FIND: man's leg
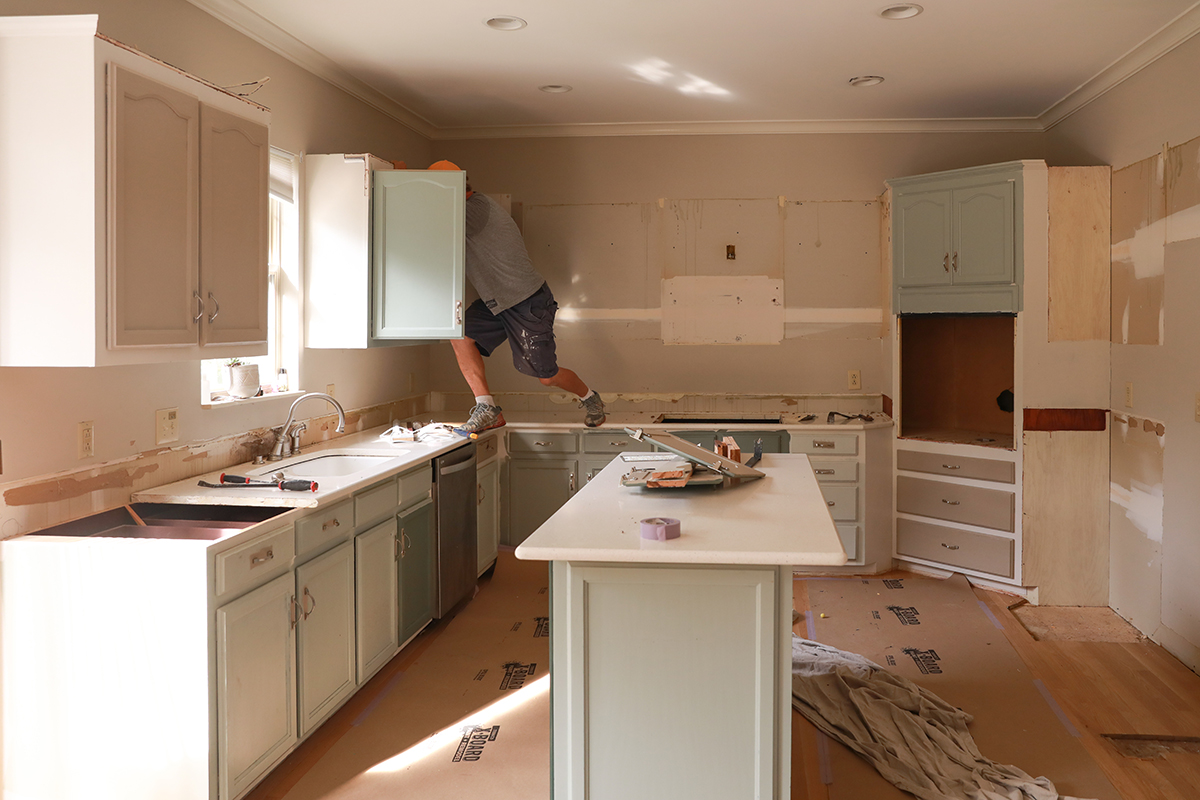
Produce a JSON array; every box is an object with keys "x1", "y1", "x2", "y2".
[
  {"x1": 451, "y1": 337, "x2": 492, "y2": 397},
  {"x1": 538, "y1": 367, "x2": 588, "y2": 397}
]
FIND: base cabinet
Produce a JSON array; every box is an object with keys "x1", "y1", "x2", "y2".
[
  {"x1": 355, "y1": 517, "x2": 401, "y2": 682},
  {"x1": 295, "y1": 541, "x2": 357, "y2": 735},
  {"x1": 399, "y1": 498, "x2": 436, "y2": 644},
  {"x1": 477, "y1": 458, "x2": 501, "y2": 575}
]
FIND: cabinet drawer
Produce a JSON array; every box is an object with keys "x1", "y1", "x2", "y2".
[
  {"x1": 215, "y1": 524, "x2": 295, "y2": 600},
  {"x1": 792, "y1": 433, "x2": 858, "y2": 456},
  {"x1": 355, "y1": 479, "x2": 399, "y2": 528},
  {"x1": 398, "y1": 463, "x2": 432, "y2": 511},
  {"x1": 897, "y1": 449, "x2": 1015, "y2": 484},
  {"x1": 475, "y1": 432, "x2": 500, "y2": 463},
  {"x1": 896, "y1": 517, "x2": 1014, "y2": 578},
  {"x1": 723, "y1": 430, "x2": 788, "y2": 454},
  {"x1": 581, "y1": 431, "x2": 653, "y2": 454},
  {"x1": 296, "y1": 499, "x2": 354, "y2": 557},
  {"x1": 836, "y1": 524, "x2": 859, "y2": 561},
  {"x1": 809, "y1": 460, "x2": 858, "y2": 482},
  {"x1": 819, "y1": 485, "x2": 858, "y2": 521},
  {"x1": 896, "y1": 476, "x2": 1014, "y2": 532},
  {"x1": 509, "y1": 431, "x2": 578, "y2": 455}
]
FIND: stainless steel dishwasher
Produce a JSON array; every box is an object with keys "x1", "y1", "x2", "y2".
[{"x1": 432, "y1": 441, "x2": 478, "y2": 617}]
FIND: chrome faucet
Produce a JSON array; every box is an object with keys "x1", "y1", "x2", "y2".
[{"x1": 268, "y1": 392, "x2": 346, "y2": 461}]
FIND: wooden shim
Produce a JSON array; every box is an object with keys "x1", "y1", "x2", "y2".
[
  {"x1": 1048, "y1": 166, "x2": 1111, "y2": 342},
  {"x1": 1023, "y1": 408, "x2": 1108, "y2": 432},
  {"x1": 1021, "y1": 430, "x2": 1110, "y2": 606}
]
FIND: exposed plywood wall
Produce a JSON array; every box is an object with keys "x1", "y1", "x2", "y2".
[
  {"x1": 1109, "y1": 414, "x2": 1164, "y2": 636},
  {"x1": 1111, "y1": 155, "x2": 1166, "y2": 345},
  {"x1": 1048, "y1": 167, "x2": 1111, "y2": 342},
  {"x1": 1022, "y1": 429, "x2": 1110, "y2": 606}
]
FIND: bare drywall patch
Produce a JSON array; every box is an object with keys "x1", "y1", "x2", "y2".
[
  {"x1": 1109, "y1": 413, "x2": 1165, "y2": 636},
  {"x1": 1111, "y1": 154, "x2": 1166, "y2": 345},
  {"x1": 661, "y1": 276, "x2": 783, "y2": 344}
]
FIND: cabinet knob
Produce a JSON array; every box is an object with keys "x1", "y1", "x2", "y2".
[{"x1": 827, "y1": 500, "x2": 836, "y2": 507}]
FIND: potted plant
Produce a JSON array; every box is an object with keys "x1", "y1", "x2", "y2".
[{"x1": 226, "y1": 358, "x2": 260, "y2": 398}]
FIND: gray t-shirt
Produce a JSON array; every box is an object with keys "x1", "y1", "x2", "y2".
[{"x1": 464, "y1": 193, "x2": 546, "y2": 313}]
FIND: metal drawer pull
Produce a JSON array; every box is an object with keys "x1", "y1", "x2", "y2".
[
  {"x1": 813, "y1": 440, "x2": 835, "y2": 448},
  {"x1": 250, "y1": 547, "x2": 274, "y2": 567},
  {"x1": 455, "y1": 300, "x2": 463, "y2": 325},
  {"x1": 814, "y1": 469, "x2": 836, "y2": 475},
  {"x1": 609, "y1": 441, "x2": 627, "y2": 447},
  {"x1": 941, "y1": 499, "x2": 961, "y2": 506},
  {"x1": 952, "y1": 252, "x2": 959, "y2": 272},
  {"x1": 193, "y1": 291, "x2": 205, "y2": 322},
  {"x1": 322, "y1": 517, "x2": 341, "y2": 531},
  {"x1": 943, "y1": 253, "x2": 950, "y2": 272},
  {"x1": 478, "y1": 484, "x2": 485, "y2": 504},
  {"x1": 941, "y1": 543, "x2": 961, "y2": 550},
  {"x1": 534, "y1": 441, "x2": 553, "y2": 447},
  {"x1": 827, "y1": 500, "x2": 836, "y2": 507},
  {"x1": 942, "y1": 464, "x2": 961, "y2": 470},
  {"x1": 569, "y1": 472, "x2": 576, "y2": 492},
  {"x1": 289, "y1": 596, "x2": 300, "y2": 629},
  {"x1": 302, "y1": 587, "x2": 316, "y2": 619},
  {"x1": 207, "y1": 291, "x2": 220, "y2": 322}
]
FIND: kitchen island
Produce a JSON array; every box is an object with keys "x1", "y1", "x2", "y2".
[{"x1": 515, "y1": 453, "x2": 844, "y2": 800}]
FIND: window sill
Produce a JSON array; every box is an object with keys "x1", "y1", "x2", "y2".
[{"x1": 202, "y1": 389, "x2": 306, "y2": 410}]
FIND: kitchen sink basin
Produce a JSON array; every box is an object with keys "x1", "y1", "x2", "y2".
[
  {"x1": 251, "y1": 452, "x2": 402, "y2": 479},
  {"x1": 28, "y1": 503, "x2": 290, "y2": 540}
]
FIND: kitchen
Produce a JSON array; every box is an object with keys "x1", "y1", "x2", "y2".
[{"x1": 3, "y1": 1, "x2": 1200, "y2": 799}]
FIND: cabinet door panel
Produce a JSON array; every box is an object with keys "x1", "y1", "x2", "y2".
[
  {"x1": 953, "y1": 182, "x2": 1014, "y2": 285},
  {"x1": 507, "y1": 460, "x2": 574, "y2": 546},
  {"x1": 895, "y1": 190, "x2": 952, "y2": 288},
  {"x1": 356, "y1": 518, "x2": 400, "y2": 683},
  {"x1": 296, "y1": 541, "x2": 356, "y2": 735},
  {"x1": 400, "y1": 499, "x2": 436, "y2": 643},
  {"x1": 477, "y1": 460, "x2": 500, "y2": 575},
  {"x1": 372, "y1": 170, "x2": 466, "y2": 339},
  {"x1": 200, "y1": 104, "x2": 269, "y2": 346},
  {"x1": 109, "y1": 65, "x2": 199, "y2": 347},
  {"x1": 216, "y1": 573, "x2": 296, "y2": 800}
]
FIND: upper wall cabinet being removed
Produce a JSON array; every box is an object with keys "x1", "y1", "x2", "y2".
[
  {"x1": 0, "y1": 15, "x2": 271, "y2": 367},
  {"x1": 305, "y1": 155, "x2": 466, "y2": 349}
]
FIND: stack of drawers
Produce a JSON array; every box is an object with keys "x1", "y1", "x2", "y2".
[
  {"x1": 894, "y1": 448, "x2": 1017, "y2": 579},
  {"x1": 790, "y1": 431, "x2": 862, "y2": 563}
]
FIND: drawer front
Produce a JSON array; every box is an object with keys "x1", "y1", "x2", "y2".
[
  {"x1": 581, "y1": 431, "x2": 653, "y2": 454},
  {"x1": 215, "y1": 524, "x2": 295, "y2": 600},
  {"x1": 296, "y1": 499, "x2": 354, "y2": 557},
  {"x1": 475, "y1": 432, "x2": 500, "y2": 463},
  {"x1": 509, "y1": 431, "x2": 578, "y2": 455},
  {"x1": 819, "y1": 485, "x2": 858, "y2": 521},
  {"x1": 398, "y1": 463, "x2": 432, "y2": 511},
  {"x1": 896, "y1": 476, "x2": 1014, "y2": 532},
  {"x1": 896, "y1": 517, "x2": 1015, "y2": 578},
  {"x1": 723, "y1": 430, "x2": 788, "y2": 454},
  {"x1": 355, "y1": 480, "x2": 399, "y2": 529},
  {"x1": 809, "y1": 460, "x2": 858, "y2": 482},
  {"x1": 791, "y1": 433, "x2": 858, "y2": 456},
  {"x1": 897, "y1": 449, "x2": 1015, "y2": 484},
  {"x1": 836, "y1": 523, "x2": 859, "y2": 561}
]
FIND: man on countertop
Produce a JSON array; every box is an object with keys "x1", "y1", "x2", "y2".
[{"x1": 428, "y1": 160, "x2": 606, "y2": 434}]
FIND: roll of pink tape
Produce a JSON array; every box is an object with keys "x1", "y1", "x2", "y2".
[{"x1": 639, "y1": 517, "x2": 682, "y2": 540}]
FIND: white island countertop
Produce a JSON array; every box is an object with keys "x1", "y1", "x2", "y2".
[{"x1": 515, "y1": 453, "x2": 847, "y2": 566}]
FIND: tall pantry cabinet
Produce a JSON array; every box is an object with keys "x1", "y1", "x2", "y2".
[{"x1": 887, "y1": 161, "x2": 1111, "y2": 605}]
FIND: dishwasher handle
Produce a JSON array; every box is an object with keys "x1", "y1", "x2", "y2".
[{"x1": 439, "y1": 455, "x2": 477, "y2": 476}]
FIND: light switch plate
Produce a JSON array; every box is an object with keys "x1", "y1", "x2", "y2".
[{"x1": 155, "y1": 407, "x2": 179, "y2": 445}]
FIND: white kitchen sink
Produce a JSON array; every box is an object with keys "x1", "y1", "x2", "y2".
[{"x1": 250, "y1": 451, "x2": 405, "y2": 479}]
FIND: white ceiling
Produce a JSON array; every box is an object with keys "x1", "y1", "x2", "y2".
[{"x1": 191, "y1": 0, "x2": 1200, "y2": 139}]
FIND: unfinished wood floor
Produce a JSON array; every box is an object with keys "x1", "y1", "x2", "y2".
[{"x1": 248, "y1": 557, "x2": 1200, "y2": 800}]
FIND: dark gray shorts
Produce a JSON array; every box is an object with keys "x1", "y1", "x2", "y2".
[{"x1": 464, "y1": 283, "x2": 559, "y2": 379}]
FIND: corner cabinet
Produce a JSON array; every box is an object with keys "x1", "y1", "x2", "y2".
[
  {"x1": 890, "y1": 162, "x2": 1020, "y2": 314},
  {"x1": 305, "y1": 155, "x2": 466, "y2": 348},
  {"x1": 0, "y1": 16, "x2": 270, "y2": 366}
]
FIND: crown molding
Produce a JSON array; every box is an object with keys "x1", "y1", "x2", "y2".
[
  {"x1": 1039, "y1": 0, "x2": 1200, "y2": 129},
  {"x1": 183, "y1": 0, "x2": 436, "y2": 138}
]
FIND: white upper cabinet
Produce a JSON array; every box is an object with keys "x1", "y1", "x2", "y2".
[
  {"x1": 0, "y1": 15, "x2": 270, "y2": 366},
  {"x1": 305, "y1": 155, "x2": 466, "y2": 348}
]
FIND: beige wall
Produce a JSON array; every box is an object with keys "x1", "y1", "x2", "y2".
[
  {"x1": 0, "y1": 1, "x2": 431, "y2": 506},
  {"x1": 1046, "y1": 33, "x2": 1200, "y2": 669}
]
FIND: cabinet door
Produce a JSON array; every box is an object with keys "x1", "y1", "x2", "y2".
[
  {"x1": 296, "y1": 541, "x2": 356, "y2": 735},
  {"x1": 356, "y1": 518, "x2": 400, "y2": 683},
  {"x1": 372, "y1": 170, "x2": 466, "y2": 339},
  {"x1": 109, "y1": 65, "x2": 200, "y2": 347},
  {"x1": 216, "y1": 572, "x2": 297, "y2": 800},
  {"x1": 952, "y1": 181, "x2": 1014, "y2": 285},
  {"x1": 506, "y1": 459, "x2": 575, "y2": 546},
  {"x1": 199, "y1": 104, "x2": 270, "y2": 346},
  {"x1": 399, "y1": 499, "x2": 436, "y2": 643},
  {"x1": 894, "y1": 189, "x2": 952, "y2": 288},
  {"x1": 477, "y1": 459, "x2": 501, "y2": 575}
]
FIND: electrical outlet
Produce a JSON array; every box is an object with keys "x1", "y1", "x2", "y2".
[
  {"x1": 848, "y1": 370, "x2": 862, "y2": 390},
  {"x1": 1125, "y1": 382, "x2": 1134, "y2": 408},
  {"x1": 155, "y1": 407, "x2": 179, "y2": 445},
  {"x1": 326, "y1": 383, "x2": 336, "y2": 398},
  {"x1": 78, "y1": 421, "x2": 94, "y2": 459}
]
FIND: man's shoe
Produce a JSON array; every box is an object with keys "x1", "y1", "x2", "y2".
[
  {"x1": 459, "y1": 402, "x2": 506, "y2": 435},
  {"x1": 581, "y1": 393, "x2": 606, "y2": 428}
]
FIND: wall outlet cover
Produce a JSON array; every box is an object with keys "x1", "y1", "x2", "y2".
[
  {"x1": 848, "y1": 370, "x2": 862, "y2": 390},
  {"x1": 78, "y1": 421, "x2": 94, "y2": 459},
  {"x1": 326, "y1": 383, "x2": 336, "y2": 397},
  {"x1": 1124, "y1": 382, "x2": 1134, "y2": 408}
]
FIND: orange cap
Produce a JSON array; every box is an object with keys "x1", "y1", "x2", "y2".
[{"x1": 428, "y1": 159, "x2": 462, "y2": 171}]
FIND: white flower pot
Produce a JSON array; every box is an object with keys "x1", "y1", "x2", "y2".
[{"x1": 229, "y1": 364, "x2": 260, "y2": 398}]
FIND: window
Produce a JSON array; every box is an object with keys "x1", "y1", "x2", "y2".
[{"x1": 201, "y1": 147, "x2": 300, "y2": 403}]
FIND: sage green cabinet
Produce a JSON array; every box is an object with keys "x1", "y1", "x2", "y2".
[
  {"x1": 399, "y1": 499, "x2": 436, "y2": 644},
  {"x1": 355, "y1": 517, "x2": 400, "y2": 682},
  {"x1": 890, "y1": 162, "x2": 1023, "y2": 313},
  {"x1": 507, "y1": 458, "x2": 576, "y2": 546},
  {"x1": 295, "y1": 541, "x2": 356, "y2": 736},
  {"x1": 477, "y1": 459, "x2": 501, "y2": 575}
]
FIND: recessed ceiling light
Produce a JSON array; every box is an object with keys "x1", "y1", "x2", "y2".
[
  {"x1": 878, "y1": 4, "x2": 923, "y2": 20},
  {"x1": 539, "y1": 84, "x2": 572, "y2": 93},
  {"x1": 485, "y1": 16, "x2": 527, "y2": 30},
  {"x1": 848, "y1": 75, "x2": 885, "y2": 87}
]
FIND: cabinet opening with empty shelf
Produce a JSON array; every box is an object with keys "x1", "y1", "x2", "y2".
[{"x1": 898, "y1": 313, "x2": 1015, "y2": 449}]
